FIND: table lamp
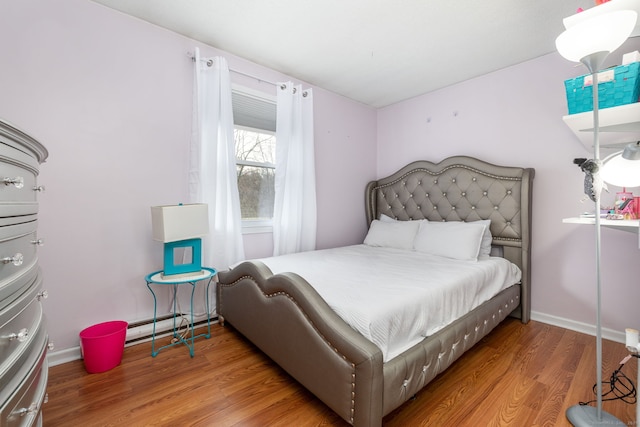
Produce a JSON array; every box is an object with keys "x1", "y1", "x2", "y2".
[{"x1": 151, "y1": 203, "x2": 209, "y2": 279}]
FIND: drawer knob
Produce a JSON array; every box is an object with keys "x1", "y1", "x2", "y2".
[
  {"x1": 37, "y1": 290, "x2": 48, "y2": 301},
  {"x1": 31, "y1": 238, "x2": 45, "y2": 246},
  {"x1": 7, "y1": 328, "x2": 29, "y2": 343},
  {"x1": 15, "y1": 402, "x2": 38, "y2": 417},
  {"x1": 3, "y1": 176, "x2": 24, "y2": 189},
  {"x1": 33, "y1": 185, "x2": 45, "y2": 192},
  {"x1": 1, "y1": 253, "x2": 23, "y2": 266}
]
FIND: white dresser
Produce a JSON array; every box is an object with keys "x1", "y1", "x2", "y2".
[{"x1": 0, "y1": 119, "x2": 49, "y2": 426}]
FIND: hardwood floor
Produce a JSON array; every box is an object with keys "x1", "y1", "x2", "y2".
[{"x1": 43, "y1": 319, "x2": 638, "y2": 426}]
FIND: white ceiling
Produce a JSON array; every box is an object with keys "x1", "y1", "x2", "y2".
[{"x1": 91, "y1": 0, "x2": 592, "y2": 108}]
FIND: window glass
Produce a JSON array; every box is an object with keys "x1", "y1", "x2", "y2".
[{"x1": 235, "y1": 127, "x2": 275, "y2": 221}]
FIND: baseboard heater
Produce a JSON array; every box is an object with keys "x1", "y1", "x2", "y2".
[{"x1": 125, "y1": 313, "x2": 219, "y2": 346}]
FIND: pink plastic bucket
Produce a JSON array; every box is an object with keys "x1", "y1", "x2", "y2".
[{"x1": 79, "y1": 321, "x2": 128, "y2": 373}]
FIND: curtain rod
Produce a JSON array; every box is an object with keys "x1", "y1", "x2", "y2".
[{"x1": 188, "y1": 52, "x2": 281, "y2": 88}]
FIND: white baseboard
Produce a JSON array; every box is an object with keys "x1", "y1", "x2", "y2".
[
  {"x1": 48, "y1": 311, "x2": 625, "y2": 368},
  {"x1": 47, "y1": 346, "x2": 81, "y2": 367},
  {"x1": 531, "y1": 311, "x2": 626, "y2": 344},
  {"x1": 47, "y1": 314, "x2": 218, "y2": 367}
]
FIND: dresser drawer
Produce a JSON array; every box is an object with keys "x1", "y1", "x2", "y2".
[
  {"x1": 0, "y1": 142, "x2": 41, "y2": 205},
  {"x1": 0, "y1": 205, "x2": 37, "y2": 222},
  {"x1": 0, "y1": 321, "x2": 46, "y2": 407},
  {"x1": 0, "y1": 221, "x2": 39, "y2": 289},
  {"x1": 0, "y1": 328, "x2": 47, "y2": 427},
  {"x1": 0, "y1": 274, "x2": 43, "y2": 383},
  {"x1": 0, "y1": 262, "x2": 42, "y2": 316},
  {"x1": 0, "y1": 121, "x2": 48, "y2": 165}
]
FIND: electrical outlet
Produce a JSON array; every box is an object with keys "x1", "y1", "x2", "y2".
[{"x1": 625, "y1": 327, "x2": 639, "y2": 353}]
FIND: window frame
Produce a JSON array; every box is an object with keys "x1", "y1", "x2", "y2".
[{"x1": 231, "y1": 85, "x2": 277, "y2": 235}]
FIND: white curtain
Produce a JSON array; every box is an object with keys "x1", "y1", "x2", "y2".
[
  {"x1": 190, "y1": 48, "x2": 245, "y2": 270},
  {"x1": 273, "y1": 82, "x2": 317, "y2": 256}
]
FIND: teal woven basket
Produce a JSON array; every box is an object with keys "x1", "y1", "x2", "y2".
[{"x1": 564, "y1": 62, "x2": 640, "y2": 115}]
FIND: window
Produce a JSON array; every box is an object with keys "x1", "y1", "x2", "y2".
[
  {"x1": 232, "y1": 87, "x2": 277, "y2": 232},
  {"x1": 235, "y1": 127, "x2": 275, "y2": 222}
]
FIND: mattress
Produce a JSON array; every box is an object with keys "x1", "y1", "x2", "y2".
[{"x1": 258, "y1": 244, "x2": 522, "y2": 362}]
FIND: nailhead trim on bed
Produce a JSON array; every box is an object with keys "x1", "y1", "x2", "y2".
[
  {"x1": 219, "y1": 276, "x2": 358, "y2": 424},
  {"x1": 221, "y1": 275, "x2": 520, "y2": 424},
  {"x1": 225, "y1": 236, "x2": 522, "y2": 420},
  {"x1": 381, "y1": 292, "x2": 520, "y2": 416}
]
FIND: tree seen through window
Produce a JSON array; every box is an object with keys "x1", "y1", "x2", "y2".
[{"x1": 235, "y1": 127, "x2": 275, "y2": 221}]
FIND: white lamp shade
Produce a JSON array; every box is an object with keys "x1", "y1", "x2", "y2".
[
  {"x1": 555, "y1": 10, "x2": 637, "y2": 62},
  {"x1": 151, "y1": 204, "x2": 209, "y2": 242},
  {"x1": 601, "y1": 152, "x2": 640, "y2": 187}
]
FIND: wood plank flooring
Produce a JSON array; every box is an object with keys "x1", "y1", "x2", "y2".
[{"x1": 43, "y1": 319, "x2": 638, "y2": 426}]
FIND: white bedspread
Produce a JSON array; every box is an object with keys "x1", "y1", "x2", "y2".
[{"x1": 258, "y1": 245, "x2": 522, "y2": 362}]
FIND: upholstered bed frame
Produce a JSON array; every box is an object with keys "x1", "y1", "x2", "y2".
[{"x1": 217, "y1": 156, "x2": 534, "y2": 426}]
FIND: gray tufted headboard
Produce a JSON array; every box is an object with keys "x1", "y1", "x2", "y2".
[{"x1": 365, "y1": 156, "x2": 535, "y2": 321}]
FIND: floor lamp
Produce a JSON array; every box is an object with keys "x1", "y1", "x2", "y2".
[{"x1": 556, "y1": 9, "x2": 638, "y2": 427}]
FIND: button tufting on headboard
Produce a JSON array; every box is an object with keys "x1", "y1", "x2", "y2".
[{"x1": 370, "y1": 162, "x2": 525, "y2": 242}]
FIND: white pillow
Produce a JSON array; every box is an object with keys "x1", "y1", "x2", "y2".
[
  {"x1": 476, "y1": 219, "x2": 493, "y2": 259},
  {"x1": 363, "y1": 219, "x2": 421, "y2": 250},
  {"x1": 413, "y1": 220, "x2": 487, "y2": 261},
  {"x1": 379, "y1": 213, "x2": 397, "y2": 222}
]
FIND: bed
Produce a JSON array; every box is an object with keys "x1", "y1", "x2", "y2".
[{"x1": 217, "y1": 156, "x2": 534, "y2": 427}]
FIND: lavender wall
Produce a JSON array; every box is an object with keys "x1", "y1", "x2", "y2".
[
  {"x1": 2, "y1": 0, "x2": 637, "y2": 359},
  {"x1": 0, "y1": 0, "x2": 376, "y2": 354},
  {"x1": 377, "y1": 37, "x2": 640, "y2": 340}
]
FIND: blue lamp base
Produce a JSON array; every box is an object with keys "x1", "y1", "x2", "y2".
[{"x1": 162, "y1": 238, "x2": 203, "y2": 279}]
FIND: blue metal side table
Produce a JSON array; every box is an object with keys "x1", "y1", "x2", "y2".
[{"x1": 145, "y1": 267, "x2": 216, "y2": 357}]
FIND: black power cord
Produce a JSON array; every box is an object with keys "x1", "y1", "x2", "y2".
[{"x1": 580, "y1": 355, "x2": 637, "y2": 406}]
